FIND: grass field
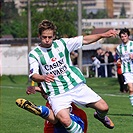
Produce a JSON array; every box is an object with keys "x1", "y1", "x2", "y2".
[{"x1": 0, "y1": 75, "x2": 133, "y2": 133}]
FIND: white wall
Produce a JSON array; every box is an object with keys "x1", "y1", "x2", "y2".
[{"x1": 1, "y1": 45, "x2": 31, "y2": 75}]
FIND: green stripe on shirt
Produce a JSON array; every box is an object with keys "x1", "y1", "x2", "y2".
[
  {"x1": 35, "y1": 48, "x2": 46, "y2": 65},
  {"x1": 29, "y1": 53, "x2": 37, "y2": 60},
  {"x1": 47, "y1": 49, "x2": 54, "y2": 58},
  {"x1": 130, "y1": 42, "x2": 133, "y2": 52},
  {"x1": 127, "y1": 62, "x2": 131, "y2": 72},
  {"x1": 60, "y1": 38, "x2": 70, "y2": 66}
]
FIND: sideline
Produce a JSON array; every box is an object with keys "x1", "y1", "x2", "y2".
[
  {"x1": 101, "y1": 93, "x2": 128, "y2": 97},
  {"x1": 1, "y1": 85, "x2": 25, "y2": 89}
]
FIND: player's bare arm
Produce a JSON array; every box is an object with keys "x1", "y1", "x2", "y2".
[
  {"x1": 26, "y1": 86, "x2": 42, "y2": 95},
  {"x1": 83, "y1": 29, "x2": 118, "y2": 45}
]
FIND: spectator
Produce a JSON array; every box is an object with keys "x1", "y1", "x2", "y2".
[
  {"x1": 70, "y1": 51, "x2": 78, "y2": 65},
  {"x1": 113, "y1": 48, "x2": 119, "y2": 62},
  {"x1": 96, "y1": 47, "x2": 105, "y2": 77},
  {"x1": 104, "y1": 50, "x2": 114, "y2": 77},
  {"x1": 91, "y1": 55, "x2": 101, "y2": 77}
]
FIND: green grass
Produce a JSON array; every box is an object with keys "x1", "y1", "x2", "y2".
[{"x1": 1, "y1": 75, "x2": 133, "y2": 133}]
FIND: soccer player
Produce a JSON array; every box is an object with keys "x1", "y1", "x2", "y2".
[
  {"x1": 28, "y1": 19, "x2": 117, "y2": 132},
  {"x1": 116, "y1": 28, "x2": 133, "y2": 109}
]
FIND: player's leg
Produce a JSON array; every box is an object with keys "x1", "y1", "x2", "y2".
[
  {"x1": 56, "y1": 109, "x2": 83, "y2": 133},
  {"x1": 16, "y1": 98, "x2": 84, "y2": 133},
  {"x1": 71, "y1": 103, "x2": 88, "y2": 133},
  {"x1": 48, "y1": 92, "x2": 84, "y2": 133},
  {"x1": 123, "y1": 73, "x2": 133, "y2": 106},
  {"x1": 128, "y1": 83, "x2": 133, "y2": 106},
  {"x1": 70, "y1": 113, "x2": 84, "y2": 131},
  {"x1": 16, "y1": 98, "x2": 57, "y2": 124},
  {"x1": 74, "y1": 83, "x2": 114, "y2": 129},
  {"x1": 87, "y1": 99, "x2": 114, "y2": 129},
  {"x1": 51, "y1": 113, "x2": 84, "y2": 133}
]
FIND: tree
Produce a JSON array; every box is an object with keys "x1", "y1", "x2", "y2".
[
  {"x1": 120, "y1": 3, "x2": 126, "y2": 18},
  {"x1": 1, "y1": 0, "x2": 88, "y2": 38},
  {"x1": 1, "y1": 0, "x2": 27, "y2": 38},
  {"x1": 87, "y1": 9, "x2": 108, "y2": 19},
  {"x1": 95, "y1": 9, "x2": 108, "y2": 19},
  {"x1": 28, "y1": 0, "x2": 79, "y2": 38}
]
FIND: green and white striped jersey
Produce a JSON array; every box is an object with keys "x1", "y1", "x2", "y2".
[
  {"x1": 29, "y1": 36, "x2": 86, "y2": 96},
  {"x1": 116, "y1": 40, "x2": 133, "y2": 73}
]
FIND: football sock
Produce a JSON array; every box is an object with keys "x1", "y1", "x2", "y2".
[
  {"x1": 37, "y1": 106, "x2": 50, "y2": 118},
  {"x1": 129, "y1": 94, "x2": 133, "y2": 106},
  {"x1": 70, "y1": 114, "x2": 84, "y2": 131},
  {"x1": 96, "y1": 110, "x2": 107, "y2": 119},
  {"x1": 65, "y1": 120, "x2": 83, "y2": 133}
]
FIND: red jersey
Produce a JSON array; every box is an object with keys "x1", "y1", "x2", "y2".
[{"x1": 117, "y1": 63, "x2": 122, "y2": 74}]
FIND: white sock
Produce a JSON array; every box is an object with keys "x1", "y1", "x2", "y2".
[
  {"x1": 129, "y1": 95, "x2": 133, "y2": 106},
  {"x1": 65, "y1": 120, "x2": 83, "y2": 133}
]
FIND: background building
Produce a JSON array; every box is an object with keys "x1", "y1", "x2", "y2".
[{"x1": 4, "y1": 0, "x2": 133, "y2": 18}]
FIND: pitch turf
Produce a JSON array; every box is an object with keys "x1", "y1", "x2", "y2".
[{"x1": 1, "y1": 75, "x2": 133, "y2": 133}]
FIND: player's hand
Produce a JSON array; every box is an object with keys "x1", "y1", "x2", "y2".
[
  {"x1": 102, "y1": 29, "x2": 118, "y2": 38},
  {"x1": 26, "y1": 86, "x2": 36, "y2": 95},
  {"x1": 129, "y1": 53, "x2": 133, "y2": 60},
  {"x1": 43, "y1": 74, "x2": 55, "y2": 82},
  {"x1": 116, "y1": 59, "x2": 121, "y2": 65}
]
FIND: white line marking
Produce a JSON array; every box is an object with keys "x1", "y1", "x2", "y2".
[{"x1": 101, "y1": 93, "x2": 128, "y2": 97}]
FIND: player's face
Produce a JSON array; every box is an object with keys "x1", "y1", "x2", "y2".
[
  {"x1": 39, "y1": 30, "x2": 55, "y2": 48},
  {"x1": 120, "y1": 33, "x2": 129, "y2": 44}
]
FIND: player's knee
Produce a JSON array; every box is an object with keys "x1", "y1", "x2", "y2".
[
  {"x1": 102, "y1": 100, "x2": 109, "y2": 111},
  {"x1": 99, "y1": 100, "x2": 109, "y2": 112},
  {"x1": 59, "y1": 117, "x2": 71, "y2": 127},
  {"x1": 103, "y1": 104, "x2": 109, "y2": 112},
  {"x1": 56, "y1": 109, "x2": 71, "y2": 127}
]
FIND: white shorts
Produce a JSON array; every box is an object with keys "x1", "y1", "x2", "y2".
[
  {"x1": 47, "y1": 83, "x2": 101, "y2": 116},
  {"x1": 123, "y1": 72, "x2": 133, "y2": 83}
]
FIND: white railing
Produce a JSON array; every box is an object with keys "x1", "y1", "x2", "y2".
[{"x1": 82, "y1": 62, "x2": 117, "y2": 78}]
